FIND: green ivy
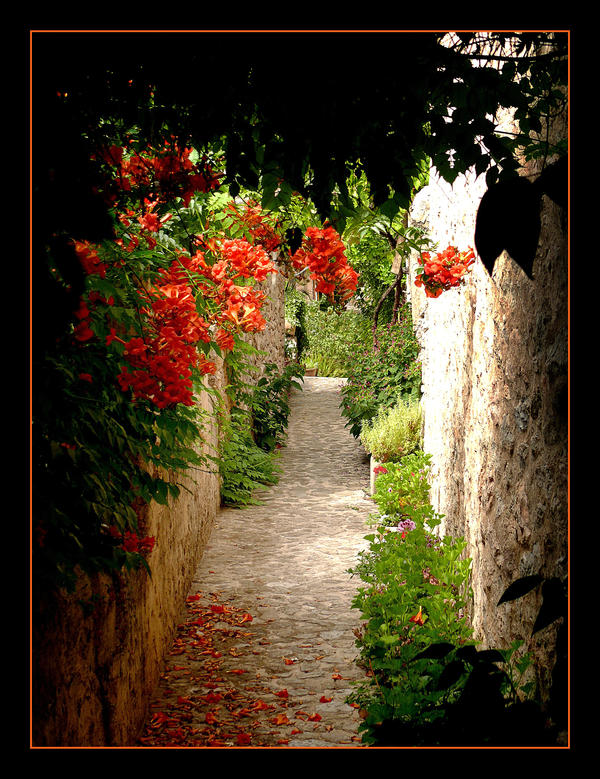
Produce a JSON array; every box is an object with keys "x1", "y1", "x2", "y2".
[{"x1": 249, "y1": 362, "x2": 304, "y2": 453}]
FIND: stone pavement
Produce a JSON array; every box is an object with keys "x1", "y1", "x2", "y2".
[{"x1": 138, "y1": 376, "x2": 375, "y2": 749}]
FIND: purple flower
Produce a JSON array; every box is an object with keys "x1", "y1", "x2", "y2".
[{"x1": 397, "y1": 519, "x2": 416, "y2": 533}]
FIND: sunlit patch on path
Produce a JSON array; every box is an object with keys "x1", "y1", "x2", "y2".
[{"x1": 137, "y1": 377, "x2": 373, "y2": 748}]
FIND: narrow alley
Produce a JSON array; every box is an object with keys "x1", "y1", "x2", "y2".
[{"x1": 137, "y1": 376, "x2": 374, "y2": 748}]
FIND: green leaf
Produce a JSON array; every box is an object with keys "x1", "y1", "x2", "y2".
[{"x1": 153, "y1": 479, "x2": 170, "y2": 506}]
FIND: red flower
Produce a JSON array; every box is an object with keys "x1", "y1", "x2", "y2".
[
  {"x1": 409, "y1": 607, "x2": 425, "y2": 626},
  {"x1": 112, "y1": 142, "x2": 221, "y2": 206},
  {"x1": 226, "y1": 199, "x2": 282, "y2": 251},
  {"x1": 73, "y1": 240, "x2": 107, "y2": 277},
  {"x1": 290, "y1": 225, "x2": 358, "y2": 304},
  {"x1": 74, "y1": 323, "x2": 94, "y2": 342},
  {"x1": 122, "y1": 531, "x2": 140, "y2": 553},
  {"x1": 198, "y1": 355, "x2": 217, "y2": 375},
  {"x1": 219, "y1": 237, "x2": 276, "y2": 282},
  {"x1": 414, "y1": 246, "x2": 475, "y2": 298},
  {"x1": 215, "y1": 328, "x2": 235, "y2": 352},
  {"x1": 121, "y1": 531, "x2": 155, "y2": 556},
  {"x1": 96, "y1": 144, "x2": 123, "y2": 166}
]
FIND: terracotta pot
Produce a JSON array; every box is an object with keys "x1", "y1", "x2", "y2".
[{"x1": 304, "y1": 367, "x2": 318, "y2": 377}]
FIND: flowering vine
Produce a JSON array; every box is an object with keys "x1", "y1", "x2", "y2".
[
  {"x1": 224, "y1": 197, "x2": 283, "y2": 253},
  {"x1": 36, "y1": 133, "x2": 359, "y2": 591},
  {"x1": 414, "y1": 245, "x2": 475, "y2": 298},
  {"x1": 290, "y1": 225, "x2": 359, "y2": 304},
  {"x1": 97, "y1": 139, "x2": 222, "y2": 208}
]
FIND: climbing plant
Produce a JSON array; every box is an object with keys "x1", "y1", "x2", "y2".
[
  {"x1": 33, "y1": 31, "x2": 567, "y2": 284},
  {"x1": 32, "y1": 122, "x2": 359, "y2": 594}
]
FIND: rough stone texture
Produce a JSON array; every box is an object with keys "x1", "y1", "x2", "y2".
[
  {"x1": 135, "y1": 377, "x2": 374, "y2": 748},
  {"x1": 243, "y1": 262, "x2": 287, "y2": 375},
  {"x1": 407, "y1": 117, "x2": 567, "y2": 700},
  {"x1": 32, "y1": 371, "x2": 225, "y2": 747},
  {"x1": 32, "y1": 271, "x2": 287, "y2": 747}
]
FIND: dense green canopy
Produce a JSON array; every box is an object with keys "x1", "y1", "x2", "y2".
[
  {"x1": 33, "y1": 31, "x2": 566, "y2": 226},
  {"x1": 32, "y1": 30, "x2": 567, "y2": 345}
]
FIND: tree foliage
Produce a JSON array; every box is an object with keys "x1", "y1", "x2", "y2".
[
  {"x1": 33, "y1": 30, "x2": 567, "y2": 234},
  {"x1": 33, "y1": 30, "x2": 567, "y2": 357}
]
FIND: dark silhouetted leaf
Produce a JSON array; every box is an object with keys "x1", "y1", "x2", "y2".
[
  {"x1": 497, "y1": 574, "x2": 544, "y2": 605},
  {"x1": 412, "y1": 642, "x2": 455, "y2": 661},
  {"x1": 532, "y1": 577, "x2": 567, "y2": 635},
  {"x1": 475, "y1": 177, "x2": 541, "y2": 278},
  {"x1": 534, "y1": 156, "x2": 567, "y2": 210},
  {"x1": 474, "y1": 649, "x2": 506, "y2": 664},
  {"x1": 436, "y1": 659, "x2": 466, "y2": 690},
  {"x1": 455, "y1": 645, "x2": 479, "y2": 664}
]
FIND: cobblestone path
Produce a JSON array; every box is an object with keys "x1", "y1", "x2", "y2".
[{"x1": 138, "y1": 376, "x2": 374, "y2": 749}]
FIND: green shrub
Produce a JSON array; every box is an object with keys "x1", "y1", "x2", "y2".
[
  {"x1": 370, "y1": 451, "x2": 434, "y2": 524},
  {"x1": 249, "y1": 361, "x2": 304, "y2": 452},
  {"x1": 301, "y1": 302, "x2": 372, "y2": 377},
  {"x1": 347, "y1": 454, "x2": 474, "y2": 744},
  {"x1": 340, "y1": 306, "x2": 421, "y2": 437},
  {"x1": 348, "y1": 454, "x2": 549, "y2": 746},
  {"x1": 218, "y1": 359, "x2": 303, "y2": 506},
  {"x1": 360, "y1": 398, "x2": 423, "y2": 463},
  {"x1": 218, "y1": 406, "x2": 281, "y2": 507}
]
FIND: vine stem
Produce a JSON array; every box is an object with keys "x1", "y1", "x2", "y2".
[{"x1": 371, "y1": 213, "x2": 410, "y2": 346}]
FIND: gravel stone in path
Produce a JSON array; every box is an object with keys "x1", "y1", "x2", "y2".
[{"x1": 138, "y1": 377, "x2": 374, "y2": 749}]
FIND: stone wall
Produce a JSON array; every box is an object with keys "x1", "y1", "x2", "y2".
[
  {"x1": 32, "y1": 269, "x2": 286, "y2": 747},
  {"x1": 408, "y1": 138, "x2": 567, "y2": 700},
  {"x1": 32, "y1": 369, "x2": 226, "y2": 746},
  {"x1": 243, "y1": 259, "x2": 287, "y2": 374}
]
